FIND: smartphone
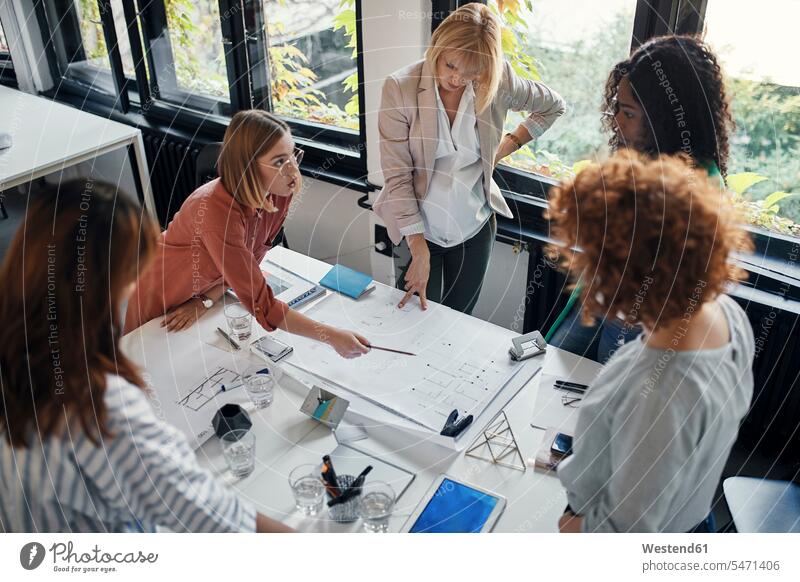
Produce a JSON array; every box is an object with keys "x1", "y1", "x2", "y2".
[
  {"x1": 551, "y1": 432, "x2": 573, "y2": 456},
  {"x1": 251, "y1": 335, "x2": 293, "y2": 362}
]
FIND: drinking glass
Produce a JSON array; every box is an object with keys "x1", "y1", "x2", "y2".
[
  {"x1": 221, "y1": 429, "x2": 255, "y2": 478},
  {"x1": 224, "y1": 303, "x2": 252, "y2": 342},
  {"x1": 288, "y1": 464, "x2": 325, "y2": 516},
  {"x1": 357, "y1": 480, "x2": 396, "y2": 532},
  {"x1": 242, "y1": 365, "x2": 274, "y2": 409}
]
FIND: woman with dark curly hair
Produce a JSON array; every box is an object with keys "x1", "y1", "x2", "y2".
[
  {"x1": 547, "y1": 35, "x2": 735, "y2": 362},
  {"x1": 602, "y1": 35, "x2": 734, "y2": 178},
  {"x1": 550, "y1": 153, "x2": 754, "y2": 532}
]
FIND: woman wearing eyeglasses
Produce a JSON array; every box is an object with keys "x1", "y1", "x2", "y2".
[{"x1": 124, "y1": 110, "x2": 370, "y2": 359}]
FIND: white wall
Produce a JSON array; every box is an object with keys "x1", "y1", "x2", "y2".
[
  {"x1": 362, "y1": 0, "x2": 430, "y2": 183},
  {"x1": 361, "y1": 0, "x2": 430, "y2": 285},
  {"x1": 471, "y1": 242, "x2": 531, "y2": 331},
  {"x1": 280, "y1": 0, "x2": 429, "y2": 279},
  {"x1": 283, "y1": 176, "x2": 373, "y2": 275}
]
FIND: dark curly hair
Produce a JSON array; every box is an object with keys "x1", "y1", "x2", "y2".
[
  {"x1": 547, "y1": 152, "x2": 752, "y2": 330},
  {"x1": 602, "y1": 35, "x2": 735, "y2": 177}
]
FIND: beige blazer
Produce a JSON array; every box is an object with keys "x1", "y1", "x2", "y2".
[{"x1": 374, "y1": 59, "x2": 566, "y2": 244}]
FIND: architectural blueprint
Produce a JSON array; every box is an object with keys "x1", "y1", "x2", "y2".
[
  {"x1": 272, "y1": 284, "x2": 525, "y2": 432},
  {"x1": 177, "y1": 366, "x2": 242, "y2": 412}
]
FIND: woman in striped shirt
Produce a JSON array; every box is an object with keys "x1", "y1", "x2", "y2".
[{"x1": 0, "y1": 180, "x2": 292, "y2": 533}]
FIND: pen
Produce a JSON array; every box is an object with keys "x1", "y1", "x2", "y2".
[
  {"x1": 327, "y1": 465, "x2": 373, "y2": 507},
  {"x1": 216, "y1": 368, "x2": 267, "y2": 397},
  {"x1": 555, "y1": 380, "x2": 589, "y2": 390},
  {"x1": 215, "y1": 381, "x2": 243, "y2": 396},
  {"x1": 554, "y1": 382, "x2": 586, "y2": 395},
  {"x1": 351, "y1": 465, "x2": 373, "y2": 487},
  {"x1": 216, "y1": 327, "x2": 240, "y2": 350},
  {"x1": 321, "y1": 455, "x2": 341, "y2": 497},
  {"x1": 367, "y1": 345, "x2": 417, "y2": 357}
]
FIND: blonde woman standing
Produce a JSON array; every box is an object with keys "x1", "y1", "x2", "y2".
[{"x1": 374, "y1": 3, "x2": 565, "y2": 313}]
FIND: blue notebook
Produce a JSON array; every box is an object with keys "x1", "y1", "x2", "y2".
[{"x1": 319, "y1": 264, "x2": 373, "y2": 299}]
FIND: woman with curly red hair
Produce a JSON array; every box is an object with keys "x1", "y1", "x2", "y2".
[
  {"x1": 550, "y1": 153, "x2": 754, "y2": 533},
  {"x1": 548, "y1": 35, "x2": 735, "y2": 362}
]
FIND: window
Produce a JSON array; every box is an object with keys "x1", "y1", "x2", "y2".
[
  {"x1": 489, "y1": 0, "x2": 638, "y2": 181},
  {"x1": 42, "y1": 0, "x2": 117, "y2": 95},
  {"x1": 0, "y1": 18, "x2": 15, "y2": 87},
  {"x1": 37, "y1": 1, "x2": 364, "y2": 155},
  {"x1": 0, "y1": 20, "x2": 8, "y2": 53},
  {"x1": 704, "y1": 0, "x2": 800, "y2": 238},
  {"x1": 260, "y1": 0, "x2": 359, "y2": 131},
  {"x1": 137, "y1": 0, "x2": 230, "y2": 115}
]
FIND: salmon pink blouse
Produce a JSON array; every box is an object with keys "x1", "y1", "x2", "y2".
[{"x1": 124, "y1": 178, "x2": 291, "y2": 334}]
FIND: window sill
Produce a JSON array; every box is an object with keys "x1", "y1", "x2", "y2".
[
  {"x1": 39, "y1": 81, "x2": 369, "y2": 190},
  {"x1": 493, "y1": 174, "x2": 800, "y2": 301}
]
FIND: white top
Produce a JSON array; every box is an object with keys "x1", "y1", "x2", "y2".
[
  {"x1": 0, "y1": 375, "x2": 256, "y2": 532},
  {"x1": 399, "y1": 83, "x2": 491, "y2": 247},
  {"x1": 557, "y1": 295, "x2": 755, "y2": 532}
]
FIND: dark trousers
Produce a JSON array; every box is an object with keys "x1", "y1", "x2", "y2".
[
  {"x1": 398, "y1": 215, "x2": 496, "y2": 315},
  {"x1": 548, "y1": 306, "x2": 642, "y2": 364}
]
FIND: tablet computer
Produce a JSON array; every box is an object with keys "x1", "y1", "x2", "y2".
[{"x1": 402, "y1": 474, "x2": 506, "y2": 533}]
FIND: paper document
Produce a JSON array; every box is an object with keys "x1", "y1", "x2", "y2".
[
  {"x1": 530, "y1": 373, "x2": 587, "y2": 433},
  {"x1": 272, "y1": 283, "x2": 525, "y2": 432}
]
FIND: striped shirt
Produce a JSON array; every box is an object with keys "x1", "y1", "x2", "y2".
[{"x1": 0, "y1": 375, "x2": 256, "y2": 533}]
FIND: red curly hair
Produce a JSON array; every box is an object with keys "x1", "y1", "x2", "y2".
[{"x1": 546, "y1": 152, "x2": 752, "y2": 330}]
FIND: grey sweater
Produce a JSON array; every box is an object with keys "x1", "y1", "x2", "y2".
[{"x1": 557, "y1": 295, "x2": 754, "y2": 532}]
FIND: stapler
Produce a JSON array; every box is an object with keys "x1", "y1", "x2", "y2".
[{"x1": 509, "y1": 330, "x2": 547, "y2": 361}]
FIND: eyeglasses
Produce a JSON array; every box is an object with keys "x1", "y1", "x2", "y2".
[{"x1": 259, "y1": 147, "x2": 304, "y2": 174}]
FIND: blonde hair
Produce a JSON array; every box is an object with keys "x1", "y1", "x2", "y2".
[
  {"x1": 425, "y1": 3, "x2": 503, "y2": 113},
  {"x1": 218, "y1": 109, "x2": 290, "y2": 211}
]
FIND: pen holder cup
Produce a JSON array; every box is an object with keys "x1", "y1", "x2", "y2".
[{"x1": 328, "y1": 474, "x2": 360, "y2": 523}]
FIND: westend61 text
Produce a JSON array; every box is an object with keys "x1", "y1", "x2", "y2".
[{"x1": 642, "y1": 543, "x2": 708, "y2": 554}]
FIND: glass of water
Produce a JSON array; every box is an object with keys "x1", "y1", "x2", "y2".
[
  {"x1": 221, "y1": 429, "x2": 255, "y2": 478},
  {"x1": 224, "y1": 303, "x2": 252, "y2": 342},
  {"x1": 242, "y1": 365, "x2": 274, "y2": 409},
  {"x1": 357, "y1": 480, "x2": 396, "y2": 532},
  {"x1": 288, "y1": 464, "x2": 325, "y2": 516}
]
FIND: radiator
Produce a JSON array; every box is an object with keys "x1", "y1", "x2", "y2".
[
  {"x1": 141, "y1": 130, "x2": 204, "y2": 227},
  {"x1": 735, "y1": 298, "x2": 800, "y2": 458}
]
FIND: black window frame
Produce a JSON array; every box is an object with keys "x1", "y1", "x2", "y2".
[
  {"x1": 0, "y1": 51, "x2": 15, "y2": 88},
  {"x1": 433, "y1": 0, "x2": 800, "y2": 286},
  {"x1": 0, "y1": 18, "x2": 15, "y2": 88},
  {"x1": 34, "y1": 0, "x2": 369, "y2": 189}
]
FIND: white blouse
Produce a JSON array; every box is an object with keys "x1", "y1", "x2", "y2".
[{"x1": 399, "y1": 83, "x2": 491, "y2": 247}]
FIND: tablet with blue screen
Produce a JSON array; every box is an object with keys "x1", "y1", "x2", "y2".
[{"x1": 403, "y1": 475, "x2": 506, "y2": 533}]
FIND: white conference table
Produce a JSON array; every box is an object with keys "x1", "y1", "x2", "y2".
[
  {"x1": 0, "y1": 85, "x2": 156, "y2": 218},
  {"x1": 121, "y1": 248, "x2": 601, "y2": 533}
]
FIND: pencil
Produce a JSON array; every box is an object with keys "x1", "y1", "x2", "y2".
[
  {"x1": 216, "y1": 327, "x2": 241, "y2": 350},
  {"x1": 368, "y1": 345, "x2": 416, "y2": 356}
]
